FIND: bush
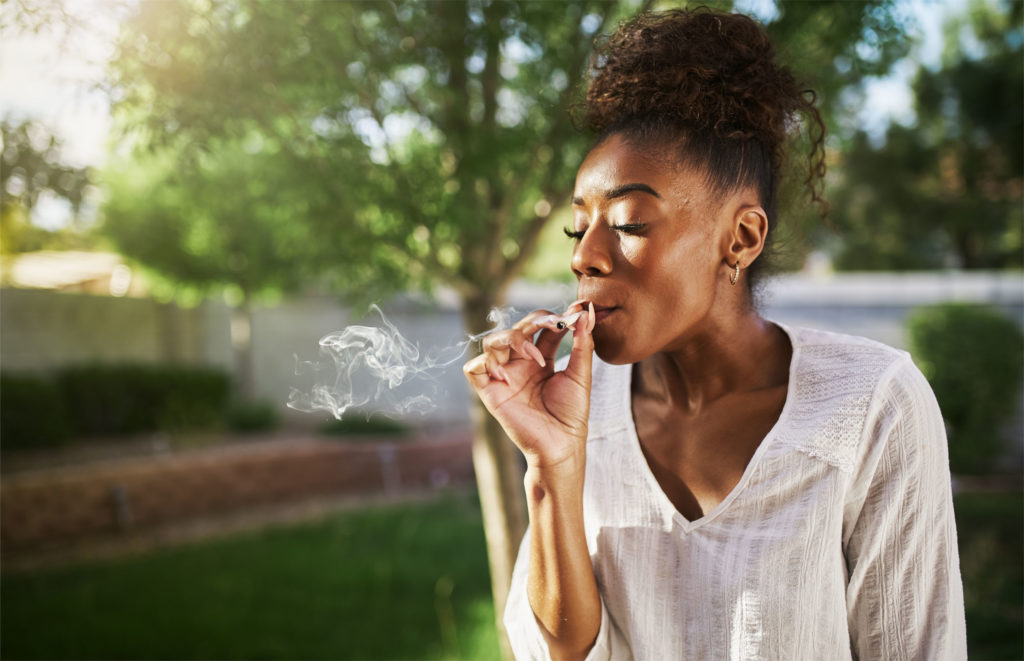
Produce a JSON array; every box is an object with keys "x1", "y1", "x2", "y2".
[
  {"x1": 54, "y1": 364, "x2": 230, "y2": 437},
  {"x1": 0, "y1": 372, "x2": 71, "y2": 450},
  {"x1": 908, "y1": 303, "x2": 1024, "y2": 474},
  {"x1": 319, "y1": 414, "x2": 410, "y2": 438},
  {"x1": 226, "y1": 399, "x2": 279, "y2": 432}
]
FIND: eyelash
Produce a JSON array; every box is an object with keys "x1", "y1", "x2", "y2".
[{"x1": 563, "y1": 224, "x2": 647, "y2": 240}]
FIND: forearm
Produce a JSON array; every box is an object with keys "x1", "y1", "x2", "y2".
[{"x1": 525, "y1": 459, "x2": 601, "y2": 661}]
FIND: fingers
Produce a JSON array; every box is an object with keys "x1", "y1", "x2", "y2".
[
  {"x1": 482, "y1": 326, "x2": 546, "y2": 368},
  {"x1": 533, "y1": 301, "x2": 586, "y2": 362},
  {"x1": 462, "y1": 352, "x2": 507, "y2": 389},
  {"x1": 463, "y1": 302, "x2": 591, "y2": 391},
  {"x1": 562, "y1": 302, "x2": 596, "y2": 388}
]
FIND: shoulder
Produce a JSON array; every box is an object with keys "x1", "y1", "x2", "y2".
[{"x1": 779, "y1": 323, "x2": 931, "y2": 473}]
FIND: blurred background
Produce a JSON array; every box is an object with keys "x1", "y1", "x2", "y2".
[{"x1": 1, "y1": 0, "x2": 1021, "y2": 659}]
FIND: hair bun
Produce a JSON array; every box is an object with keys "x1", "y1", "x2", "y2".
[{"x1": 586, "y1": 9, "x2": 803, "y2": 145}]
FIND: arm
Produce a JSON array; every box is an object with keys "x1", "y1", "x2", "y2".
[
  {"x1": 844, "y1": 357, "x2": 967, "y2": 660},
  {"x1": 524, "y1": 458, "x2": 602, "y2": 659},
  {"x1": 464, "y1": 304, "x2": 605, "y2": 659}
]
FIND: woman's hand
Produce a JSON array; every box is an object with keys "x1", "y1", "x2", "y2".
[{"x1": 464, "y1": 302, "x2": 596, "y2": 469}]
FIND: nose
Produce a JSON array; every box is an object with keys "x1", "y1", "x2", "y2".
[{"x1": 571, "y1": 225, "x2": 613, "y2": 278}]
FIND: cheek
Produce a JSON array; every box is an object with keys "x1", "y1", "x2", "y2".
[{"x1": 632, "y1": 240, "x2": 711, "y2": 294}]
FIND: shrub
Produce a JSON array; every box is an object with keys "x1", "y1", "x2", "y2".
[
  {"x1": 319, "y1": 414, "x2": 410, "y2": 438},
  {"x1": 54, "y1": 364, "x2": 230, "y2": 436},
  {"x1": 226, "y1": 399, "x2": 279, "y2": 432},
  {"x1": 0, "y1": 372, "x2": 71, "y2": 450},
  {"x1": 908, "y1": 303, "x2": 1024, "y2": 474}
]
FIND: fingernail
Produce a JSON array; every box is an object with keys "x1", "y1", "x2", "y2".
[
  {"x1": 587, "y1": 302, "x2": 596, "y2": 333},
  {"x1": 525, "y1": 342, "x2": 546, "y2": 367},
  {"x1": 496, "y1": 365, "x2": 511, "y2": 382}
]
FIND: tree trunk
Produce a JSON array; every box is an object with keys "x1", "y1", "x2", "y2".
[
  {"x1": 230, "y1": 298, "x2": 255, "y2": 401},
  {"x1": 461, "y1": 294, "x2": 528, "y2": 661}
]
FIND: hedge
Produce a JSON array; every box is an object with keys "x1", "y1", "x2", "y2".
[
  {"x1": 908, "y1": 303, "x2": 1024, "y2": 475},
  {"x1": 2, "y1": 364, "x2": 231, "y2": 450},
  {"x1": 0, "y1": 373, "x2": 71, "y2": 451}
]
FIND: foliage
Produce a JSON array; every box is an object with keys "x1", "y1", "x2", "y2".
[
  {"x1": 104, "y1": 0, "x2": 633, "y2": 308},
  {"x1": 226, "y1": 398, "x2": 279, "y2": 432},
  {"x1": 104, "y1": 0, "x2": 918, "y2": 294},
  {"x1": 954, "y1": 492, "x2": 1024, "y2": 659},
  {"x1": 2, "y1": 365, "x2": 232, "y2": 448},
  {"x1": 1, "y1": 493, "x2": 499, "y2": 660},
  {"x1": 53, "y1": 364, "x2": 231, "y2": 437},
  {"x1": 907, "y1": 303, "x2": 1024, "y2": 474},
  {"x1": 831, "y1": 0, "x2": 1023, "y2": 270},
  {"x1": 319, "y1": 414, "x2": 411, "y2": 438},
  {"x1": 0, "y1": 372, "x2": 71, "y2": 450},
  {"x1": 102, "y1": 145, "x2": 319, "y2": 302},
  {"x1": 0, "y1": 119, "x2": 95, "y2": 254}
]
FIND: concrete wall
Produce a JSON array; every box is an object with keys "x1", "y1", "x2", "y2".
[{"x1": 3, "y1": 271, "x2": 1022, "y2": 427}]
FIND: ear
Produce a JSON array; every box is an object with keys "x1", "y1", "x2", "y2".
[{"x1": 723, "y1": 204, "x2": 768, "y2": 272}]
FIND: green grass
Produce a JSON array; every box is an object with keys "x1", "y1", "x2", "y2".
[
  {"x1": 1, "y1": 492, "x2": 499, "y2": 661},
  {"x1": 2, "y1": 490, "x2": 1019, "y2": 660},
  {"x1": 954, "y1": 491, "x2": 1024, "y2": 660}
]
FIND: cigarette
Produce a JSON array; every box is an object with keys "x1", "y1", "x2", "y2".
[{"x1": 555, "y1": 311, "x2": 582, "y2": 330}]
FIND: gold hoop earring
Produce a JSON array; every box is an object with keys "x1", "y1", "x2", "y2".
[{"x1": 729, "y1": 261, "x2": 741, "y2": 286}]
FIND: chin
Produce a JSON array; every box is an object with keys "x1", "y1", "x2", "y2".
[{"x1": 593, "y1": 331, "x2": 643, "y2": 366}]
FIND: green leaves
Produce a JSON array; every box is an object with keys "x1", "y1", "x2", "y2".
[
  {"x1": 830, "y1": 0, "x2": 1023, "y2": 270},
  {"x1": 105, "y1": 0, "x2": 627, "y2": 305}
]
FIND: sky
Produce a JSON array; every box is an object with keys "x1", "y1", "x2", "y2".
[{"x1": 0, "y1": 0, "x2": 966, "y2": 229}]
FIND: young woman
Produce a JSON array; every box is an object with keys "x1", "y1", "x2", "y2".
[{"x1": 464, "y1": 8, "x2": 966, "y2": 660}]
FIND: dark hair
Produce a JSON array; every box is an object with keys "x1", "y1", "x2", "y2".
[{"x1": 583, "y1": 8, "x2": 827, "y2": 287}]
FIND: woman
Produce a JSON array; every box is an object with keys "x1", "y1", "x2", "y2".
[{"x1": 464, "y1": 8, "x2": 966, "y2": 660}]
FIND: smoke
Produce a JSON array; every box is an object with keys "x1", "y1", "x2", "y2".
[{"x1": 287, "y1": 304, "x2": 516, "y2": 420}]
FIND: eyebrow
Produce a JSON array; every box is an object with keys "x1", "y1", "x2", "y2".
[{"x1": 572, "y1": 183, "x2": 662, "y2": 206}]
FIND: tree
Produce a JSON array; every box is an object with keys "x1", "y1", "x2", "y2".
[
  {"x1": 102, "y1": 142, "x2": 329, "y2": 398},
  {"x1": 103, "y1": 1, "x2": 912, "y2": 654},
  {"x1": 1, "y1": 119, "x2": 92, "y2": 254},
  {"x1": 830, "y1": 0, "x2": 1023, "y2": 270}
]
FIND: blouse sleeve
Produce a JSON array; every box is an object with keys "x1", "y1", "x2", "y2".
[
  {"x1": 843, "y1": 356, "x2": 968, "y2": 660},
  {"x1": 504, "y1": 527, "x2": 632, "y2": 661}
]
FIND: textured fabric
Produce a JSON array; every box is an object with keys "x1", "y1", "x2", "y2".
[{"x1": 504, "y1": 324, "x2": 967, "y2": 660}]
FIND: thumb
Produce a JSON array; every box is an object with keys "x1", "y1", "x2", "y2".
[{"x1": 563, "y1": 303, "x2": 596, "y2": 389}]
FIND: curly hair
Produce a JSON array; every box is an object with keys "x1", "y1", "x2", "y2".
[{"x1": 584, "y1": 8, "x2": 827, "y2": 283}]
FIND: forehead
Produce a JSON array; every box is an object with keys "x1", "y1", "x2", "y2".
[{"x1": 574, "y1": 133, "x2": 701, "y2": 202}]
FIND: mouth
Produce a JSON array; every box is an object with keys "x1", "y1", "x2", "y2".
[{"x1": 578, "y1": 302, "x2": 618, "y2": 324}]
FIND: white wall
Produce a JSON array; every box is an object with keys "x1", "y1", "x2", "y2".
[{"x1": 3, "y1": 271, "x2": 1022, "y2": 428}]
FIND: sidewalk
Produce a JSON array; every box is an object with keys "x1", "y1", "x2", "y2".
[{"x1": 1, "y1": 426, "x2": 476, "y2": 570}]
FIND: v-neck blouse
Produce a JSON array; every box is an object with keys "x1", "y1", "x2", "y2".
[{"x1": 504, "y1": 324, "x2": 967, "y2": 660}]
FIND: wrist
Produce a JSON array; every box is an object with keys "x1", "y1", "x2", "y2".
[{"x1": 524, "y1": 452, "x2": 586, "y2": 495}]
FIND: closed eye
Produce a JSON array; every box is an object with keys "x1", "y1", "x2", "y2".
[
  {"x1": 611, "y1": 223, "x2": 647, "y2": 235},
  {"x1": 563, "y1": 226, "x2": 585, "y2": 240}
]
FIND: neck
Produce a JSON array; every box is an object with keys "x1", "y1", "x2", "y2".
[{"x1": 633, "y1": 311, "x2": 790, "y2": 414}]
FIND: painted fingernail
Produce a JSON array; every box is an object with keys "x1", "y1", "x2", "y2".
[
  {"x1": 587, "y1": 302, "x2": 596, "y2": 333},
  {"x1": 524, "y1": 342, "x2": 546, "y2": 367}
]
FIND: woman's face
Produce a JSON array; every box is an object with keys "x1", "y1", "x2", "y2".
[{"x1": 570, "y1": 133, "x2": 740, "y2": 364}]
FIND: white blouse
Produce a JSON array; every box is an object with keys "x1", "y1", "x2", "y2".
[{"x1": 504, "y1": 324, "x2": 967, "y2": 660}]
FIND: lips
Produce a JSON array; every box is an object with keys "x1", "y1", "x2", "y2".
[{"x1": 577, "y1": 301, "x2": 618, "y2": 323}]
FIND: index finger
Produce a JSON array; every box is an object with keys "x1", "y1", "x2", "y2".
[{"x1": 512, "y1": 302, "x2": 586, "y2": 336}]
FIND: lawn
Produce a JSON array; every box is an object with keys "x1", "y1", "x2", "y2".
[
  {"x1": 1, "y1": 492, "x2": 500, "y2": 660},
  {"x1": 2, "y1": 490, "x2": 1020, "y2": 660}
]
